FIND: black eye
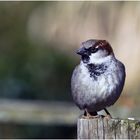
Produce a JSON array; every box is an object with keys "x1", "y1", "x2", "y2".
[{"x1": 90, "y1": 47, "x2": 99, "y2": 53}]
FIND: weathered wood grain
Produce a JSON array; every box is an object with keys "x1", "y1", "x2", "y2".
[
  {"x1": 89, "y1": 118, "x2": 98, "y2": 139},
  {"x1": 77, "y1": 117, "x2": 140, "y2": 139}
]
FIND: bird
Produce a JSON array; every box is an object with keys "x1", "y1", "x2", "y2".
[{"x1": 71, "y1": 39, "x2": 126, "y2": 118}]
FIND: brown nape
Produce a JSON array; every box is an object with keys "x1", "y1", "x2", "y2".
[{"x1": 94, "y1": 40, "x2": 113, "y2": 55}]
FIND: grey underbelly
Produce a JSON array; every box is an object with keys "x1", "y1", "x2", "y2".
[{"x1": 71, "y1": 74, "x2": 121, "y2": 112}]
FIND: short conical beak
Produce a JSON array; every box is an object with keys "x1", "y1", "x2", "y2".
[{"x1": 76, "y1": 47, "x2": 86, "y2": 55}]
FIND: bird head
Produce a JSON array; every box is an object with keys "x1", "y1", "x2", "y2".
[{"x1": 77, "y1": 39, "x2": 114, "y2": 64}]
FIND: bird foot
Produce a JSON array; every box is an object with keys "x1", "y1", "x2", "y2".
[
  {"x1": 81, "y1": 114, "x2": 100, "y2": 119},
  {"x1": 104, "y1": 114, "x2": 112, "y2": 120},
  {"x1": 81, "y1": 114, "x2": 112, "y2": 120}
]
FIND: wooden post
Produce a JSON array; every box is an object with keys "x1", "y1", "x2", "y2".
[{"x1": 77, "y1": 117, "x2": 140, "y2": 139}]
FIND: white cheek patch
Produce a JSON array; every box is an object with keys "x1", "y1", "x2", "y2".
[{"x1": 89, "y1": 50, "x2": 110, "y2": 64}]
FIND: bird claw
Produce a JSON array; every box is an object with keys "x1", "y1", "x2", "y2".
[
  {"x1": 104, "y1": 114, "x2": 112, "y2": 120},
  {"x1": 81, "y1": 114, "x2": 100, "y2": 119},
  {"x1": 80, "y1": 114, "x2": 112, "y2": 120},
  {"x1": 80, "y1": 108, "x2": 112, "y2": 119}
]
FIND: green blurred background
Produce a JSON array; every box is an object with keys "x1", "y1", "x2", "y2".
[{"x1": 0, "y1": 1, "x2": 140, "y2": 138}]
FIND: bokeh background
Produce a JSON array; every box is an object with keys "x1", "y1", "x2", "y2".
[{"x1": 0, "y1": 1, "x2": 140, "y2": 138}]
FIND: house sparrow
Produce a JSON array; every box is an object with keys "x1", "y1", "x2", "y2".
[{"x1": 71, "y1": 39, "x2": 126, "y2": 118}]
